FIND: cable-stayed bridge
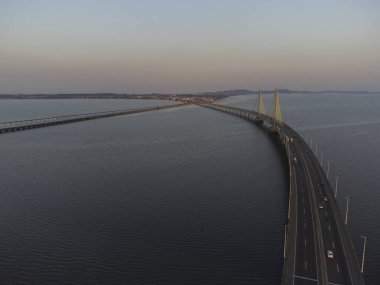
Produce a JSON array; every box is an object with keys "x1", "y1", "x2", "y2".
[{"x1": 200, "y1": 91, "x2": 365, "y2": 285}]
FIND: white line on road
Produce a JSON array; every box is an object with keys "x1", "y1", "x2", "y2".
[
  {"x1": 304, "y1": 208, "x2": 306, "y2": 214},
  {"x1": 305, "y1": 239, "x2": 307, "y2": 246},
  {"x1": 302, "y1": 198, "x2": 305, "y2": 203},
  {"x1": 328, "y1": 225, "x2": 332, "y2": 231},
  {"x1": 293, "y1": 274, "x2": 319, "y2": 282},
  {"x1": 332, "y1": 242, "x2": 335, "y2": 249},
  {"x1": 325, "y1": 211, "x2": 328, "y2": 217},
  {"x1": 337, "y1": 264, "x2": 340, "y2": 272}
]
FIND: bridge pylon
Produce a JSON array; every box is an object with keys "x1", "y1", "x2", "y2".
[
  {"x1": 270, "y1": 88, "x2": 283, "y2": 132},
  {"x1": 254, "y1": 90, "x2": 267, "y2": 121}
]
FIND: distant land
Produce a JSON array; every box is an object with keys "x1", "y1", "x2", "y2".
[{"x1": 0, "y1": 89, "x2": 379, "y2": 100}]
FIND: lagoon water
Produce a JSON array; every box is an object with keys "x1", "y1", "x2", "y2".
[{"x1": 0, "y1": 94, "x2": 378, "y2": 284}]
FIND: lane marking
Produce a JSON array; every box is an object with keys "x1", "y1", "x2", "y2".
[
  {"x1": 305, "y1": 239, "x2": 307, "y2": 246},
  {"x1": 302, "y1": 198, "x2": 305, "y2": 203},
  {"x1": 304, "y1": 222, "x2": 307, "y2": 228},
  {"x1": 293, "y1": 274, "x2": 318, "y2": 282},
  {"x1": 337, "y1": 264, "x2": 340, "y2": 273},
  {"x1": 305, "y1": 261, "x2": 308, "y2": 270},
  {"x1": 304, "y1": 208, "x2": 306, "y2": 214},
  {"x1": 332, "y1": 241, "x2": 335, "y2": 249},
  {"x1": 325, "y1": 211, "x2": 328, "y2": 217},
  {"x1": 298, "y1": 149, "x2": 327, "y2": 285},
  {"x1": 328, "y1": 225, "x2": 332, "y2": 231},
  {"x1": 294, "y1": 274, "x2": 343, "y2": 285}
]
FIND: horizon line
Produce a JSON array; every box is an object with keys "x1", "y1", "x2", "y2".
[{"x1": 1, "y1": 89, "x2": 380, "y2": 96}]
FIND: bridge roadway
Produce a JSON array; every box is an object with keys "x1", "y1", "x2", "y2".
[
  {"x1": 199, "y1": 103, "x2": 364, "y2": 285},
  {"x1": 0, "y1": 103, "x2": 185, "y2": 134}
]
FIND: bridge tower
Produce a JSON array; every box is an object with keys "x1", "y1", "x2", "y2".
[
  {"x1": 255, "y1": 90, "x2": 267, "y2": 120},
  {"x1": 270, "y1": 88, "x2": 283, "y2": 132}
]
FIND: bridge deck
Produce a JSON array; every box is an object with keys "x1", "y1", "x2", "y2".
[
  {"x1": 200, "y1": 103, "x2": 364, "y2": 285},
  {"x1": 0, "y1": 103, "x2": 185, "y2": 134}
]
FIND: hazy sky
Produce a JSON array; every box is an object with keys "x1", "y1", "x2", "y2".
[{"x1": 1, "y1": 0, "x2": 379, "y2": 93}]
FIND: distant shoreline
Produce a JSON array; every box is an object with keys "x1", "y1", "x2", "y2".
[{"x1": 0, "y1": 89, "x2": 379, "y2": 100}]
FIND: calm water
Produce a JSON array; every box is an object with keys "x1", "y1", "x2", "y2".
[
  {"x1": 0, "y1": 94, "x2": 379, "y2": 284},
  {"x1": 0, "y1": 99, "x2": 287, "y2": 284}
]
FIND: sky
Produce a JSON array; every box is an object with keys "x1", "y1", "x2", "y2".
[{"x1": 1, "y1": 0, "x2": 380, "y2": 94}]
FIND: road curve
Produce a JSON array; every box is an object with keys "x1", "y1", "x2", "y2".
[{"x1": 199, "y1": 103, "x2": 365, "y2": 285}]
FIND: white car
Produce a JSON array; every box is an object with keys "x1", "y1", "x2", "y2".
[{"x1": 327, "y1": 250, "x2": 334, "y2": 259}]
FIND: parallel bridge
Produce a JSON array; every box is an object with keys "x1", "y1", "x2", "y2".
[{"x1": 0, "y1": 103, "x2": 184, "y2": 134}]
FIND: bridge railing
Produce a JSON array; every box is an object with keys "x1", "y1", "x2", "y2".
[{"x1": 0, "y1": 108, "x2": 135, "y2": 129}]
